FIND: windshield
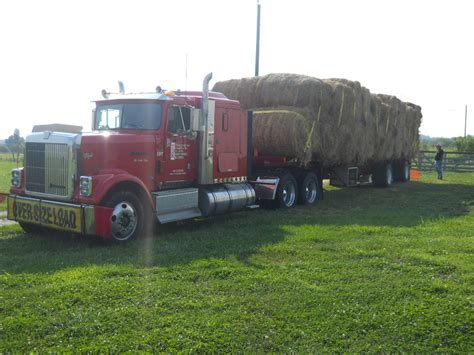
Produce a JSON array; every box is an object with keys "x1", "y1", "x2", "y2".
[{"x1": 95, "y1": 103, "x2": 163, "y2": 130}]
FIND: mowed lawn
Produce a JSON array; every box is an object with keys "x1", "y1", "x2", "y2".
[{"x1": 0, "y1": 171, "x2": 473, "y2": 352}]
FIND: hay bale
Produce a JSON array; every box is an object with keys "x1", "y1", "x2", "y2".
[
  {"x1": 253, "y1": 110, "x2": 313, "y2": 163},
  {"x1": 212, "y1": 73, "x2": 422, "y2": 167},
  {"x1": 323, "y1": 79, "x2": 375, "y2": 165},
  {"x1": 213, "y1": 73, "x2": 333, "y2": 111},
  {"x1": 405, "y1": 102, "x2": 423, "y2": 158},
  {"x1": 375, "y1": 94, "x2": 423, "y2": 161},
  {"x1": 376, "y1": 94, "x2": 403, "y2": 160}
]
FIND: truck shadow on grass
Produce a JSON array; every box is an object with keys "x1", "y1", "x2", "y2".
[{"x1": 0, "y1": 180, "x2": 473, "y2": 274}]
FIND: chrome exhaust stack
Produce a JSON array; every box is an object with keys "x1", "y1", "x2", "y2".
[{"x1": 198, "y1": 73, "x2": 215, "y2": 184}]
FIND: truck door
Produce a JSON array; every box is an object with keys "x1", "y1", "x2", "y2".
[
  {"x1": 214, "y1": 107, "x2": 243, "y2": 175},
  {"x1": 162, "y1": 105, "x2": 198, "y2": 186}
]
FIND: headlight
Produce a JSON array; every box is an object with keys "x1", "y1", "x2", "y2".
[
  {"x1": 80, "y1": 176, "x2": 93, "y2": 197},
  {"x1": 11, "y1": 168, "x2": 23, "y2": 188}
]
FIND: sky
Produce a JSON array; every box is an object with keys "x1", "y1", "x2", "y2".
[{"x1": 0, "y1": 0, "x2": 473, "y2": 139}]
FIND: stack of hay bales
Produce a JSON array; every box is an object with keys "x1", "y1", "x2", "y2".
[{"x1": 212, "y1": 73, "x2": 422, "y2": 167}]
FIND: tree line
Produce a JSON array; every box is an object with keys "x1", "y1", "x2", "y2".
[{"x1": 420, "y1": 135, "x2": 474, "y2": 153}]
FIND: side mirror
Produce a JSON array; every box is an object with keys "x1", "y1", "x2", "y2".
[
  {"x1": 91, "y1": 109, "x2": 96, "y2": 130},
  {"x1": 191, "y1": 108, "x2": 202, "y2": 132}
]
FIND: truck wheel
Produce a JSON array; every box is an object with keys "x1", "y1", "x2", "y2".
[
  {"x1": 103, "y1": 191, "x2": 147, "y2": 242},
  {"x1": 394, "y1": 160, "x2": 410, "y2": 182},
  {"x1": 373, "y1": 163, "x2": 393, "y2": 188},
  {"x1": 275, "y1": 173, "x2": 298, "y2": 208},
  {"x1": 298, "y1": 172, "x2": 319, "y2": 205}
]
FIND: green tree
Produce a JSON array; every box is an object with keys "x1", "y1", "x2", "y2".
[
  {"x1": 5, "y1": 134, "x2": 25, "y2": 159},
  {"x1": 453, "y1": 135, "x2": 474, "y2": 153},
  {"x1": 419, "y1": 135, "x2": 454, "y2": 151}
]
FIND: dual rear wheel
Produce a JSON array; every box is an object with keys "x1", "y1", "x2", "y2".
[
  {"x1": 373, "y1": 160, "x2": 410, "y2": 187},
  {"x1": 394, "y1": 160, "x2": 411, "y2": 182},
  {"x1": 274, "y1": 172, "x2": 320, "y2": 208}
]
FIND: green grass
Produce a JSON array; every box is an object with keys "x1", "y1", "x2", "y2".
[{"x1": 0, "y1": 171, "x2": 473, "y2": 352}]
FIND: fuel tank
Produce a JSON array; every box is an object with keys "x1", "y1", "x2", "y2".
[{"x1": 199, "y1": 183, "x2": 256, "y2": 217}]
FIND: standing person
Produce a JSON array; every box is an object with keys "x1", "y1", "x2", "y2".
[{"x1": 434, "y1": 144, "x2": 445, "y2": 179}]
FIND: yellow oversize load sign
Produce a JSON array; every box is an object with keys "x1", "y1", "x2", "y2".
[{"x1": 7, "y1": 196, "x2": 82, "y2": 233}]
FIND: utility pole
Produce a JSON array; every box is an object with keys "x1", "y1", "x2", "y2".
[
  {"x1": 255, "y1": 0, "x2": 261, "y2": 76},
  {"x1": 464, "y1": 105, "x2": 468, "y2": 138}
]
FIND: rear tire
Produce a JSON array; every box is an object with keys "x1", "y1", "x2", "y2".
[
  {"x1": 275, "y1": 173, "x2": 298, "y2": 208},
  {"x1": 103, "y1": 191, "x2": 150, "y2": 242},
  {"x1": 394, "y1": 160, "x2": 410, "y2": 182},
  {"x1": 373, "y1": 162, "x2": 393, "y2": 188},
  {"x1": 298, "y1": 172, "x2": 319, "y2": 205}
]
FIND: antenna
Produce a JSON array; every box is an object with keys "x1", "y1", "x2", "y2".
[
  {"x1": 185, "y1": 53, "x2": 188, "y2": 93},
  {"x1": 465, "y1": 105, "x2": 468, "y2": 138}
]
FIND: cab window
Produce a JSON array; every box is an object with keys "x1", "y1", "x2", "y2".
[
  {"x1": 168, "y1": 106, "x2": 191, "y2": 133},
  {"x1": 97, "y1": 105, "x2": 121, "y2": 129},
  {"x1": 95, "y1": 103, "x2": 163, "y2": 130}
]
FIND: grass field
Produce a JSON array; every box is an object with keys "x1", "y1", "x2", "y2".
[{"x1": 0, "y1": 171, "x2": 473, "y2": 352}]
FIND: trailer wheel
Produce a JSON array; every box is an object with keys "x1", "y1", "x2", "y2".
[
  {"x1": 103, "y1": 191, "x2": 147, "y2": 242},
  {"x1": 298, "y1": 172, "x2": 319, "y2": 205},
  {"x1": 275, "y1": 173, "x2": 298, "y2": 208},
  {"x1": 394, "y1": 160, "x2": 410, "y2": 182},
  {"x1": 373, "y1": 163, "x2": 393, "y2": 188}
]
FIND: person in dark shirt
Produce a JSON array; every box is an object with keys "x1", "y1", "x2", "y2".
[{"x1": 434, "y1": 144, "x2": 445, "y2": 179}]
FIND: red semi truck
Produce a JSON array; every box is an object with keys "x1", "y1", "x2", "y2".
[{"x1": 4, "y1": 73, "x2": 410, "y2": 242}]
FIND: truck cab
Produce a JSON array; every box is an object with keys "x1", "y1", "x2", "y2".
[{"x1": 7, "y1": 75, "x2": 257, "y2": 242}]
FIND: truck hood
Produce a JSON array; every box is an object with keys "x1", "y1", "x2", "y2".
[{"x1": 79, "y1": 131, "x2": 156, "y2": 177}]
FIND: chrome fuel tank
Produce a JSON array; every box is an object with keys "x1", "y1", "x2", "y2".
[{"x1": 199, "y1": 183, "x2": 256, "y2": 217}]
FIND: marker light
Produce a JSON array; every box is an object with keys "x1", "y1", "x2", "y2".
[
  {"x1": 11, "y1": 168, "x2": 23, "y2": 188},
  {"x1": 80, "y1": 176, "x2": 93, "y2": 197}
]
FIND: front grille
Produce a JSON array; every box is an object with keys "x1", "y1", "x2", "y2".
[
  {"x1": 25, "y1": 143, "x2": 46, "y2": 193},
  {"x1": 25, "y1": 142, "x2": 71, "y2": 197}
]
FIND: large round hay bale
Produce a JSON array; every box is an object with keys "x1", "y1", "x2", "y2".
[{"x1": 253, "y1": 110, "x2": 313, "y2": 164}]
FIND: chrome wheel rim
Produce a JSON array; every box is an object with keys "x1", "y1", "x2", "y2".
[
  {"x1": 387, "y1": 165, "x2": 393, "y2": 185},
  {"x1": 110, "y1": 202, "x2": 137, "y2": 241},
  {"x1": 305, "y1": 180, "x2": 318, "y2": 204},
  {"x1": 282, "y1": 182, "x2": 296, "y2": 207}
]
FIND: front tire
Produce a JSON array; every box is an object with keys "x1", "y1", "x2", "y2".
[{"x1": 103, "y1": 191, "x2": 148, "y2": 242}]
